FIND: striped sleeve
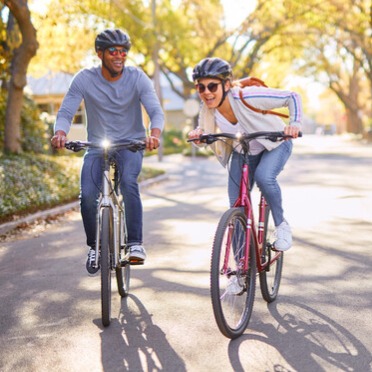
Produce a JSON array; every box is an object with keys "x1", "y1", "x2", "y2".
[{"x1": 233, "y1": 87, "x2": 303, "y2": 125}]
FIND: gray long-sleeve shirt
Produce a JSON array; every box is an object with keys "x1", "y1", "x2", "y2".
[{"x1": 54, "y1": 66, "x2": 164, "y2": 142}]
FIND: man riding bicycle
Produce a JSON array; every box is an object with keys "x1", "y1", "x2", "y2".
[{"x1": 51, "y1": 29, "x2": 164, "y2": 274}]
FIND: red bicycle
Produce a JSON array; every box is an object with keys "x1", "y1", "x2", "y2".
[{"x1": 190, "y1": 131, "x2": 300, "y2": 339}]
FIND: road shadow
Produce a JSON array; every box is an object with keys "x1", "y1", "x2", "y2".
[
  {"x1": 97, "y1": 294, "x2": 186, "y2": 372},
  {"x1": 227, "y1": 297, "x2": 372, "y2": 372}
]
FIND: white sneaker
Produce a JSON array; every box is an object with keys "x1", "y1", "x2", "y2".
[
  {"x1": 274, "y1": 220, "x2": 292, "y2": 251},
  {"x1": 226, "y1": 276, "x2": 243, "y2": 295},
  {"x1": 129, "y1": 245, "x2": 147, "y2": 263}
]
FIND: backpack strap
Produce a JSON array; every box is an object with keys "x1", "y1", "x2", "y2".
[{"x1": 239, "y1": 90, "x2": 289, "y2": 119}]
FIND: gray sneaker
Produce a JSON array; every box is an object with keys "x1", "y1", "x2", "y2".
[
  {"x1": 129, "y1": 245, "x2": 146, "y2": 264},
  {"x1": 274, "y1": 220, "x2": 292, "y2": 251}
]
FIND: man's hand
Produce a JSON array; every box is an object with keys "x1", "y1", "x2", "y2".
[
  {"x1": 51, "y1": 130, "x2": 67, "y2": 149},
  {"x1": 146, "y1": 128, "x2": 161, "y2": 151}
]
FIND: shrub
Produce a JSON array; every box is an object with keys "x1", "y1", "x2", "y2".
[
  {"x1": 0, "y1": 152, "x2": 164, "y2": 223},
  {"x1": 0, "y1": 153, "x2": 82, "y2": 222},
  {"x1": 161, "y1": 128, "x2": 188, "y2": 155},
  {"x1": 0, "y1": 91, "x2": 49, "y2": 154}
]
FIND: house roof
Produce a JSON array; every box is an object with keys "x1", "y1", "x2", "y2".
[
  {"x1": 27, "y1": 72, "x2": 73, "y2": 96},
  {"x1": 27, "y1": 71, "x2": 185, "y2": 111}
]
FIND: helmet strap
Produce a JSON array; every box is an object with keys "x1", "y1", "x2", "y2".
[{"x1": 217, "y1": 80, "x2": 228, "y2": 107}]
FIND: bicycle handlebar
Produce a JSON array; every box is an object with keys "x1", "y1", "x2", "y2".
[
  {"x1": 187, "y1": 131, "x2": 302, "y2": 145},
  {"x1": 65, "y1": 139, "x2": 146, "y2": 152}
]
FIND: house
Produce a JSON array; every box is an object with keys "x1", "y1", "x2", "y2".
[{"x1": 27, "y1": 70, "x2": 188, "y2": 140}]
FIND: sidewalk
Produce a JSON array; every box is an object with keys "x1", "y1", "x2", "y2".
[{"x1": 0, "y1": 153, "x2": 190, "y2": 236}]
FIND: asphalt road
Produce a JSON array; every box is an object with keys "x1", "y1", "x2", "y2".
[{"x1": 0, "y1": 135, "x2": 371, "y2": 372}]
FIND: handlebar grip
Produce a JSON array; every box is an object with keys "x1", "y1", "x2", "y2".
[{"x1": 187, "y1": 135, "x2": 217, "y2": 144}]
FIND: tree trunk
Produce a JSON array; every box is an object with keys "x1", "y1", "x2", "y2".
[
  {"x1": 3, "y1": 0, "x2": 38, "y2": 154},
  {"x1": 329, "y1": 60, "x2": 365, "y2": 135},
  {"x1": 345, "y1": 108, "x2": 364, "y2": 134}
]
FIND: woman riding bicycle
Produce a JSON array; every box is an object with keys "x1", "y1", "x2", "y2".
[{"x1": 188, "y1": 57, "x2": 302, "y2": 251}]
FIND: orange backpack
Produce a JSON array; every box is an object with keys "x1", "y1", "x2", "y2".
[{"x1": 236, "y1": 77, "x2": 289, "y2": 119}]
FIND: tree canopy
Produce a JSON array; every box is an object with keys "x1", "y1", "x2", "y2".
[{"x1": 1, "y1": 0, "x2": 371, "y2": 154}]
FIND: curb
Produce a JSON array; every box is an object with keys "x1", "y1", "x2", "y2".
[
  {"x1": 0, "y1": 173, "x2": 169, "y2": 236},
  {"x1": 0, "y1": 201, "x2": 80, "y2": 236}
]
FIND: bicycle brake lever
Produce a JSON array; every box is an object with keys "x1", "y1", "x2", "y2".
[
  {"x1": 65, "y1": 142, "x2": 84, "y2": 152},
  {"x1": 266, "y1": 135, "x2": 281, "y2": 142},
  {"x1": 187, "y1": 135, "x2": 218, "y2": 144},
  {"x1": 201, "y1": 135, "x2": 218, "y2": 144},
  {"x1": 129, "y1": 142, "x2": 146, "y2": 152}
]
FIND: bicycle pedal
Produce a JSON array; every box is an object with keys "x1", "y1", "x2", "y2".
[
  {"x1": 129, "y1": 258, "x2": 144, "y2": 266},
  {"x1": 119, "y1": 259, "x2": 130, "y2": 267}
]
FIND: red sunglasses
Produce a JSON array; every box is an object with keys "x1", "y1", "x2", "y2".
[
  {"x1": 107, "y1": 47, "x2": 128, "y2": 57},
  {"x1": 195, "y1": 82, "x2": 222, "y2": 94}
]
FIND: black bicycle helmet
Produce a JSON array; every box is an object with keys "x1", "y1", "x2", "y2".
[
  {"x1": 95, "y1": 29, "x2": 132, "y2": 52},
  {"x1": 192, "y1": 57, "x2": 232, "y2": 82}
]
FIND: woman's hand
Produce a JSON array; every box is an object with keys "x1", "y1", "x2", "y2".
[
  {"x1": 188, "y1": 127, "x2": 204, "y2": 144},
  {"x1": 284, "y1": 125, "x2": 301, "y2": 139}
]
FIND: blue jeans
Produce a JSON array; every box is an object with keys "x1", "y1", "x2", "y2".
[
  {"x1": 80, "y1": 148, "x2": 144, "y2": 247},
  {"x1": 227, "y1": 140, "x2": 293, "y2": 226}
]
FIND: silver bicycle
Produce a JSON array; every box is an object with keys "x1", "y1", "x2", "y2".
[{"x1": 65, "y1": 139, "x2": 146, "y2": 327}]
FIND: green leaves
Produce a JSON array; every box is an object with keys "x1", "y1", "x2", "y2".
[{"x1": 0, "y1": 153, "x2": 81, "y2": 222}]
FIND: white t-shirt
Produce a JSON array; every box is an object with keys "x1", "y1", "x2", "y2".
[{"x1": 214, "y1": 110, "x2": 265, "y2": 155}]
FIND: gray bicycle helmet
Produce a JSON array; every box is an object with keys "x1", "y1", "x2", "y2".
[
  {"x1": 192, "y1": 57, "x2": 232, "y2": 82},
  {"x1": 95, "y1": 29, "x2": 132, "y2": 52}
]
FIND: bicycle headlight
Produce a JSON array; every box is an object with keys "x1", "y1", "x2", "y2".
[{"x1": 102, "y1": 139, "x2": 110, "y2": 149}]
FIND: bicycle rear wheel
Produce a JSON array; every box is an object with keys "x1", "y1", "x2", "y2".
[
  {"x1": 210, "y1": 207, "x2": 257, "y2": 339},
  {"x1": 101, "y1": 207, "x2": 113, "y2": 327},
  {"x1": 116, "y1": 248, "x2": 130, "y2": 298},
  {"x1": 259, "y1": 205, "x2": 283, "y2": 302},
  {"x1": 116, "y1": 206, "x2": 130, "y2": 297}
]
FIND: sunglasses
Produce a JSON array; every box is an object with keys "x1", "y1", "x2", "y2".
[
  {"x1": 195, "y1": 82, "x2": 222, "y2": 94},
  {"x1": 107, "y1": 47, "x2": 128, "y2": 57}
]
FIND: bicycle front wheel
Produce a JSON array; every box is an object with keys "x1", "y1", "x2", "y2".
[
  {"x1": 210, "y1": 208, "x2": 257, "y2": 339},
  {"x1": 259, "y1": 206, "x2": 283, "y2": 303},
  {"x1": 101, "y1": 207, "x2": 113, "y2": 327}
]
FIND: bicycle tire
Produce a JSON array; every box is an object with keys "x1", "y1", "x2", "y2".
[
  {"x1": 259, "y1": 205, "x2": 283, "y2": 303},
  {"x1": 115, "y1": 212, "x2": 131, "y2": 297},
  {"x1": 101, "y1": 207, "x2": 112, "y2": 327},
  {"x1": 116, "y1": 265, "x2": 130, "y2": 297},
  {"x1": 210, "y1": 207, "x2": 257, "y2": 339}
]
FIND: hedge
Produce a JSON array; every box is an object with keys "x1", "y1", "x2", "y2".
[{"x1": 0, "y1": 153, "x2": 163, "y2": 223}]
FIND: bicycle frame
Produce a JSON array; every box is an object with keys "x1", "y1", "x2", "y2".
[
  {"x1": 93, "y1": 148, "x2": 127, "y2": 269},
  {"x1": 226, "y1": 154, "x2": 282, "y2": 275}
]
